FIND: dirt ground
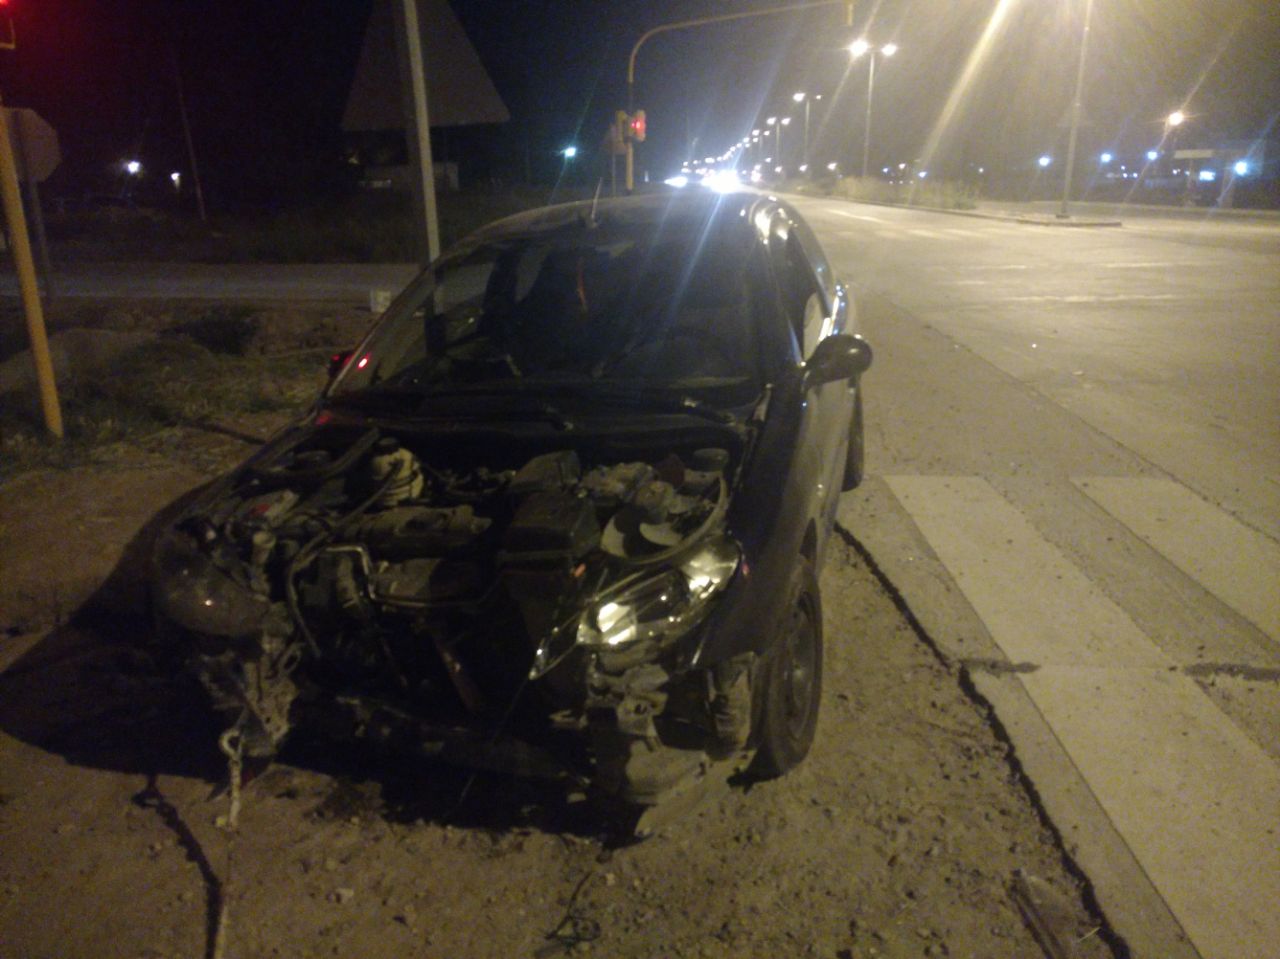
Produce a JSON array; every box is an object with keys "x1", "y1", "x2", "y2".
[{"x1": 0, "y1": 308, "x2": 1120, "y2": 959}]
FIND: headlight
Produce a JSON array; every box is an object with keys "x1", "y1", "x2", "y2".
[
  {"x1": 152, "y1": 530, "x2": 270, "y2": 640},
  {"x1": 577, "y1": 536, "x2": 740, "y2": 650}
]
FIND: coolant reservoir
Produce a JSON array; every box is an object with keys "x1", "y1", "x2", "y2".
[{"x1": 368, "y1": 438, "x2": 425, "y2": 507}]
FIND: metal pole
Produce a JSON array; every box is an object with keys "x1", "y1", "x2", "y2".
[
  {"x1": 625, "y1": 0, "x2": 854, "y2": 193},
  {"x1": 171, "y1": 48, "x2": 208, "y2": 223},
  {"x1": 860, "y1": 54, "x2": 875, "y2": 179},
  {"x1": 0, "y1": 95, "x2": 62, "y2": 437},
  {"x1": 804, "y1": 98, "x2": 811, "y2": 170},
  {"x1": 1059, "y1": 0, "x2": 1093, "y2": 219},
  {"x1": 393, "y1": 0, "x2": 441, "y2": 264},
  {"x1": 14, "y1": 113, "x2": 55, "y2": 303}
]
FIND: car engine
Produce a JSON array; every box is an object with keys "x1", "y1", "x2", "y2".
[{"x1": 152, "y1": 423, "x2": 747, "y2": 796}]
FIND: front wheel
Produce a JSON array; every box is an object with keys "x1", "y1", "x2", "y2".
[{"x1": 751, "y1": 559, "x2": 823, "y2": 777}]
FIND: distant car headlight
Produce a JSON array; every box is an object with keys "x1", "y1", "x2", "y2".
[{"x1": 577, "y1": 536, "x2": 740, "y2": 650}]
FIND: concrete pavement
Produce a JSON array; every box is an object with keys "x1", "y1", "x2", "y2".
[{"x1": 797, "y1": 198, "x2": 1280, "y2": 959}]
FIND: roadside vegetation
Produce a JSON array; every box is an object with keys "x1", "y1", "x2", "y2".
[
  {"x1": 42, "y1": 186, "x2": 584, "y2": 264},
  {"x1": 793, "y1": 173, "x2": 979, "y2": 210},
  {"x1": 0, "y1": 302, "x2": 362, "y2": 480}
]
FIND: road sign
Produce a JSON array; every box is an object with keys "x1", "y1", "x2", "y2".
[{"x1": 3, "y1": 108, "x2": 59, "y2": 183}]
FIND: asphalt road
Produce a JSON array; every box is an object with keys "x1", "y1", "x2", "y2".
[{"x1": 789, "y1": 197, "x2": 1280, "y2": 959}]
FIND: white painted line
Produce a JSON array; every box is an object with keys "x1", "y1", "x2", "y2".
[
  {"x1": 887, "y1": 473, "x2": 1280, "y2": 957},
  {"x1": 1022, "y1": 665, "x2": 1280, "y2": 959},
  {"x1": 1076, "y1": 477, "x2": 1280, "y2": 642},
  {"x1": 1100, "y1": 262, "x2": 1177, "y2": 270},
  {"x1": 907, "y1": 228, "x2": 947, "y2": 239},
  {"x1": 826, "y1": 208, "x2": 886, "y2": 223},
  {"x1": 974, "y1": 264, "x2": 1030, "y2": 271},
  {"x1": 947, "y1": 279, "x2": 991, "y2": 286},
  {"x1": 885, "y1": 476, "x2": 1169, "y2": 667},
  {"x1": 944, "y1": 228, "x2": 983, "y2": 238},
  {"x1": 998, "y1": 293, "x2": 1178, "y2": 303}
]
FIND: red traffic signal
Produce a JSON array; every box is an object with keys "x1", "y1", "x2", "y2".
[{"x1": 629, "y1": 110, "x2": 647, "y2": 143}]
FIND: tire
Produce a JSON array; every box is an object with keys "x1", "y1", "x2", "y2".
[
  {"x1": 751, "y1": 559, "x2": 823, "y2": 777},
  {"x1": 841, "y1": 388, "x2": 865, "y2": 491}
]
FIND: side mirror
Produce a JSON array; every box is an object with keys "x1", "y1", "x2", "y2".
[
  {"x1": 802, "y1": 334, "x2": 872, "y2": 391},
  {"x1": 327, "y1": 349, "x2": 354, "y2": 380}
]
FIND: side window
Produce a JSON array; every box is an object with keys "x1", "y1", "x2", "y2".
[{"x1": 769, "y1": 216, "x2": 827, "y2": 358}]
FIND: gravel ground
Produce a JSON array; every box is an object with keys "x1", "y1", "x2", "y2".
[{"x1": 0, "y1": 305, "x2": 1119, "y2": 959}]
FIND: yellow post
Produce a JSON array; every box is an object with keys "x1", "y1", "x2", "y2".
[{"x1": 0, "y1": 95, "x2": 62, "y2": 437}]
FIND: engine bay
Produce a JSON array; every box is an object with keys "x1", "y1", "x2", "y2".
[{"x1": 153, "y1": 423, "x2": 751, "y2": 793}]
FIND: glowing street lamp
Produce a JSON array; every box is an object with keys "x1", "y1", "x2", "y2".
[
  {"x1": 125, "y1": 159, "x2": 142, "y2": 176},
  {"x1": 849, "y1": 39, "x2": 897, "y2": 178}
]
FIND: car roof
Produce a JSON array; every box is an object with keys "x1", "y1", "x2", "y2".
[{"x1": 457, "y1": 189, "x2": 787, "y2": 251}]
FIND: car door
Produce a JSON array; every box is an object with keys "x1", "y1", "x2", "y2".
[{"x1": 766, "y1": 211, "x2": 850, "y2": 550}]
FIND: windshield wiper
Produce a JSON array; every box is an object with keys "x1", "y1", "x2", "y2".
[
  {"x1": 327, "y1": 388, "x2": 576, "y2": 431},
  {"x1": 585, "y1": 386, "x2": 738, "y2": 425}
]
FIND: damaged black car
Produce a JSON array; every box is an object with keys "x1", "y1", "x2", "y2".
[{"x1": 151, "y1": 189, "x2": 871, "y2": 815}]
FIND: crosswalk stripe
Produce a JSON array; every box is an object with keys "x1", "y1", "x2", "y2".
[
  {"x1": 1020, "y1": 666, "x2": 1280, "y2": 959},
  {"x1": 885, "y1": 474, "x2": 1280, "y2": 959},
  {"x1": 1075, "y1": 477, "x2": 1280, "y2": 642},
  {"x1": 885, "y1": 476, "x2": 1168, "y2": 666}
]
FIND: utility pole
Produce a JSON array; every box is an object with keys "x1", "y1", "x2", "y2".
[
  {"x1": 393, "y1": 0, "x2": 441, "y2": 264},
  {"x1": 171, "y1": 47, "x2": 208, "y2": 223}
]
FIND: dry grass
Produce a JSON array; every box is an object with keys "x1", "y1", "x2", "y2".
[{"x1": 0, "y1": 305, "x2": 337, "y2": 481}]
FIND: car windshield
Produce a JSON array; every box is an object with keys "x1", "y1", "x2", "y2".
[{"x1": 329, "y1": 210, "x2": 768, "y2": 406}]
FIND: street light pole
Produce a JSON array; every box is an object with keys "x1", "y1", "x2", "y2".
[
  {"x1": 794, "y1": 92, "x2": 811, "y2": 171},
  {"x1": 851, "y1": 41, "x2": 896, "y2": 180},
  {"x1": 861, "y1": 53, "x2": 876, "y2": 179},
  {"x1": 1058, "y1": 0, "x2": 1094, "y2": 219},
  {"x1": 625, "y1": 0, "x2": 856, "y2": 192}
]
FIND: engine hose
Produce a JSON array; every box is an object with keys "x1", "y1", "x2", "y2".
[{"x1": 284, "y1": 473, "x2": 397, "y2": 657}]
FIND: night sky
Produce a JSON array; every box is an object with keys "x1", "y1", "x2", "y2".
[{"x1": 2, "y1": 0, "x2": 1277, "y2": 208}]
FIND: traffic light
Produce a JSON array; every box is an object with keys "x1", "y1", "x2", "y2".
[
  {"x1": 629, "y1": 110, "x2": 646, "y2": 143},
  {"x1": 0, "y1": 0, "x2": 14, "y2": 51}
]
